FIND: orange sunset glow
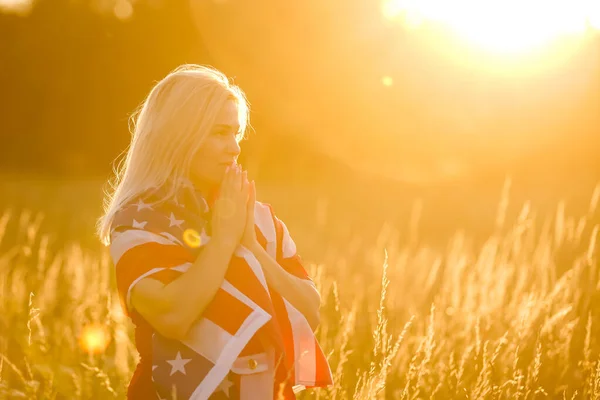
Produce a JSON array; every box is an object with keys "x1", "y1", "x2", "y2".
[
  {"x1": 382, "y1": 0, "x2": 600, "y2": 54},
  {"x1": 2, "y1": 0, "x2": 600, "y2": 398}
]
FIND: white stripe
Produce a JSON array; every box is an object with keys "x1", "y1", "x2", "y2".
[
  {"x1": 125, "y1": 267, "x2": 165, "y2": 312},
  {"x1": 255, "y1": 203, "x2": 277, "y2": 258},
  {"x1": 283, "y1": 298, "x2": 317, "y2": 386},
  {"x1": 182, "y1": 318, "x2": 232, "y2": 363},
  {"x1": 159, "y1": 231, "x2": 183, "y2": 246},
  {"x1": 235, "y1": 246, "x2": 269, "y2": 290},
  {"x1": 171, "y1": 262, "x2": 192, "y2": 273},
  {"x1": 110, "y1": 229, "x2": 178, "y2": 264},
  {"x1": 181, "y1": 279, "x2": 272, "y2": 399},
  {"x1": 280, "y1": 220, "x2": 297, "y2": 258},
  {"x1": 189, "y1": 309, "x2": 271, "y2": 400},
  {"x1": 221, "y1": 280, "x2": 267, "y2": 310}
]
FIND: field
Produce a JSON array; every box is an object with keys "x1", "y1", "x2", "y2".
[{"x1": 1, "y1": 175, "x2": 600, "y2": 399}]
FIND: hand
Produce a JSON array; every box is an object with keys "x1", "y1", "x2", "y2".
[
  {"x1": 211, "y1": 164, "x2": 249, "y2": 248},
  {"x1": 240, "y1": 177, "x2": 259, "y2": 251}
]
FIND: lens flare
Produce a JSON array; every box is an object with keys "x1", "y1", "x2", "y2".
[
  {"x1": 183, "y1": 228, "x2": 202, "y2": 248},
  {"x1": 79, "y1": 323, "x2": 110, "y2": 355}
]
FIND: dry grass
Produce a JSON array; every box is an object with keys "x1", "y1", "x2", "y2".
[{"x1": 1, "y1": 178, "x2": 600, "y2": 399}]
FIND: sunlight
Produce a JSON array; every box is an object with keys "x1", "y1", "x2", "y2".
[
  {"x1": 0, "y1": 0, "x2": 34, "y2": 15},
  {"x1": 381, "y1": 0, "x2": 599, "y2": 54},
  {"x1": 79, "y1": 323, "x2": 111, "y2": 355},
  {"x1": 589, "y1": 2, "x2": 600, "y2": 29}
]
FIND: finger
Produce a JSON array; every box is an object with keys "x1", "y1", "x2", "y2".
[
  {"x1": 241, "y1": 170, "x2": 250, "y2": 200},
  {"x1": 235, "y1": 164, "x2": 242, "y2": 191},
  {"x1": 247, "y1": 180, "x2": 255, "y2": 214}
]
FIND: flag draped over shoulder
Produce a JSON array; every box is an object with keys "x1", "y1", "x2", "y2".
[{"x1": 108, "y1": 181, "x2": 333, "y2": 400}]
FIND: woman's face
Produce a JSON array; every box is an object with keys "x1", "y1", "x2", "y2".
[{"x1": 190, "y1": 99, "x2": 241, "y2": 189}]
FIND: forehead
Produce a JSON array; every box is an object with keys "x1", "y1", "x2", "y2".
[{"x1": 214, "y1": 99, "x2": 240, "y2": 128}]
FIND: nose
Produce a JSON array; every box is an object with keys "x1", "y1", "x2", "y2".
[{"x1": 226, "y1": 135, "x2": 241, "y2": 158}]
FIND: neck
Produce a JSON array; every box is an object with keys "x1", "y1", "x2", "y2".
[{"x1": 188, "y1": 175, "x2": 220, "y2": 205}]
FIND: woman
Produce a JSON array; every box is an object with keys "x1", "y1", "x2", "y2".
[{"x1": 96, "y1": 64, "x2": 332, "y2": 399}]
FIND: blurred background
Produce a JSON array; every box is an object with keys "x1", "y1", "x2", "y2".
[
  {"x1": 1, "y1": 0, "x2": 600, "y2": 249},
  {"x1": 2, "y1": 1, "x2": 600, "y2": 397}
]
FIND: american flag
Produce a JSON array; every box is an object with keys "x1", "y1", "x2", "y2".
[{"x1": 109, "y1": 181, "x2": 333, "y2": 399}]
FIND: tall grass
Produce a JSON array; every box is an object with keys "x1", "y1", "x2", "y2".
[{"x1": 1, "y1": 179, "x2": 600, "y2": 399}]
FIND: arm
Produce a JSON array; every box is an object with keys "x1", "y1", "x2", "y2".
[
  {"x1": 130, "y1": 237, "x2": 237, "y2": 341},
  {"x1": 246, "y1": 242, "x2": 321, "y2": 332}
]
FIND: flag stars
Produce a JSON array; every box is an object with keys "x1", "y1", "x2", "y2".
[
  {"x1": 166, "y1": 351, "x2": 192, "y2": 376},
  {"x1": 132, "y1": 219, "x2": 148, "y2": 229},
  {"x1": 217, "y1": 376, "x2": 234, "y2": 397},
  {"x1": 135, "y1": 198, "x2": 153, "y2": 212},
  {"x1": 168, "y1": 212, "x2": 184, "y2": 228}
]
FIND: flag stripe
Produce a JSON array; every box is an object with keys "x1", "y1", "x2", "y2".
[
  {"x1": 255, "y1": 203, "x2": 277, "y2": 257},
  {"x1": 188, "y1": 309, "x2": 272, "y2": 400},
  {"x1": 111, "y1": 229, "x2": 184, "y2": 263},
  {"x1": 269, "y1": 284, "x2": 295, "y2": 371},
  {"x1": 203, "y1": 288, "x2": 255, "y2": 336},
  {"x1": 284, "y1": 298, "x2": 317, "y2": 385},
  {"x1": 271, "y1": 210, "x2": 311, "y2": 281}
]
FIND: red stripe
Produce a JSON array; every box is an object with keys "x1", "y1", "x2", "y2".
[
  {"x1": 278, "y1": 255, "x2": 310, "y2": 280},
  {"x1": 238, "y1": 334, "x2": 264, "y2": 357},
  {"x1": 224, "y1": 259, "x2": 273, "y2": 313},
  {"x1": 203, "y1": 288, "x2": 253, "y2": 336},
  {"x1": 115, "y1": 240, "x2": 192, "y2": 314},
  {"x1": 256, "y1": 223, "x2": 267, "y2": 249},
  {"x1": 313, "y1": 337, "x2": 332, "y2": 385},
  {"x1": 269, "y1": 288, "x2": 295, "y2": 373},
  {"x1": 267, "y1": 204, "x2": 310, "y2": 280}
]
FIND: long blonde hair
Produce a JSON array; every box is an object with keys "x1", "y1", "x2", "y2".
[{"x1": 96, "y1": 64, "x2": 250, "y2": 246}]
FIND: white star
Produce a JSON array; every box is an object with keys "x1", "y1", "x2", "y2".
[
  {"x1": 217, "y1": 376, "x2": 234, "y2": 397},
  {"x1": 136, "y1": 198, "x2": 153, "y2": 211},
  {"x1": 168, "y1": 212, "x2": 184, "y2": 228},
  {"x1": 152, "y1": 365, "x2": 158, "y2": 371},
  {"x1": 166, "y1": 351, "x2": 191, "y2": 376},
  {"x1": 132, "y1": 219, "x2": 148, "y2": 229}
]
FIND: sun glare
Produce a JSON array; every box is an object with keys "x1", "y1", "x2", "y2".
[
  {"x1": 79, "y1": 323, "x2": 111, "y2": 354},
  {"x1": 0, "y1": 0, "x2": 34, "y2": 15},
  {"x1": 382, "y1": 0, "x2": 600, "y2": 54}
]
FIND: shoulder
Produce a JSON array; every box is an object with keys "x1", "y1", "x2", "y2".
[{"x1": 110, "y1": 193, "x2": 174, "y2": 242}]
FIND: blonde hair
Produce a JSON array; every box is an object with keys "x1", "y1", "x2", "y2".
[{"x1": 96, "y1": 64, "x2": 250, "y2": 246}]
